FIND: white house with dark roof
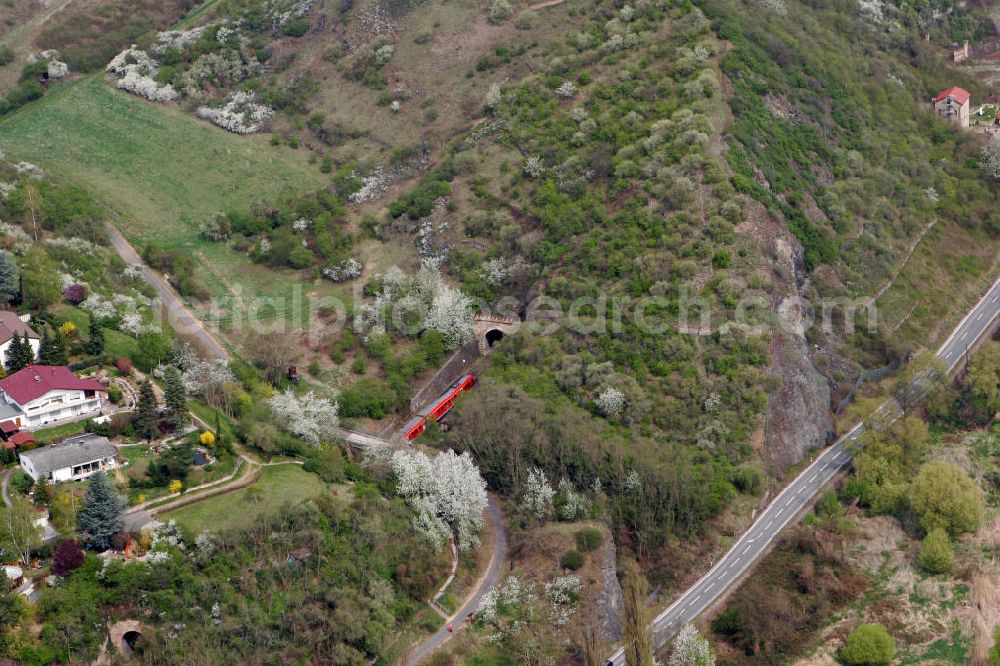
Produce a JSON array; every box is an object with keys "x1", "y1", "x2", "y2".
[
  {"x1": 0, "y1": 365, "x2": 107, "y2": 430},
  {"x1": 0, "y1": 312, "x2": 39, "y2": 368},
  {"x1": 19, "y1": 433, "x2": 118, "y2": 483}
]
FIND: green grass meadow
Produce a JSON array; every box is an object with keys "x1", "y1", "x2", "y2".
[
  {"x1": 0, "y1": 76, "x2": 324, "y2": 244},
  {"x1": 164, "y1": 464, "x2": 333, "y2": 534},
  {"x1": 0, "y1": 77, "x2": 344, "y2": 328}
]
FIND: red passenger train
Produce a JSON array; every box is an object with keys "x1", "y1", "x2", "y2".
[{"x1": 400, "y1": 374, "x2": 477, "y2": 441}]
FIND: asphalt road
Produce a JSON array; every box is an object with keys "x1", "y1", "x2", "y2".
[
  {"x1": 403, "y1": 496, "x2": 508, "y2": 666},
  {"x1": 606, "y1": 273, "x2": 1000, "y2": 665},
  {"x1": 935, "y1": 274, "x2": 1000, "y2": 372}
]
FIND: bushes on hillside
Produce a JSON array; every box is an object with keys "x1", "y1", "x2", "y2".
[
  {"x1": 909, "y1": 460, "x2": 982, "y2": 537},
  {"x1": 0, "y1": 79, "x2": 43, "y2": 118},
  {"x1": 31, "y1": 492, "x2": 443, "y2": 662},
  {"x1": 338, "y1": 379, "x2": 396, "y2": 419},
  {"x1": 560, "y1": 549, "x2": 584, "y2": 570},
  {"x1": 918, "y1": 528, "x2": 954, "y2": 574},
  {"x1": 141, "y1": 244, "x2": 209, "y2": 300},
  {"x1": 840, "y1": 624, "x2": 895, "y2": 666},
  {"x1": 388, "y1": 178, "x2": 451, "y2": 220},
  {"x1": 575, "y1": 528, "x2": 602, "y2": 552}
]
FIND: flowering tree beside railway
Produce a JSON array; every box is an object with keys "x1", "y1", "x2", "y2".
[
  {"x1": 521, "y1": 467, "x2": 555, "y2": 520},
  {"x1": 381, "y1": 448, "x2": 488, "y2": 551}
]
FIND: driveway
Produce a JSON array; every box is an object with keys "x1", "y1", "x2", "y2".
[{"x1": 1, "y1": 466, "x2": 15, "y2": 507}]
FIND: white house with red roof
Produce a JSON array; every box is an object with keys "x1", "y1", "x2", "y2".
[
  {"x1": 933, "y1": 86, "x2": 971, "y2": 128},
  {"x1": 0, "y1": 312, "x2": 39, "y2": 369},
  {"x1": 0, "y1": 365, "x2": 107, "y2": 430}
]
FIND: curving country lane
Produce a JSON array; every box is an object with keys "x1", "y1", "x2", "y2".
[
  {"x1": 606, "y1": 273, "x2": 1000, "y2": 665},
  {"x1": 402, "y1": 496, "x2": 508, "y2": 666}
]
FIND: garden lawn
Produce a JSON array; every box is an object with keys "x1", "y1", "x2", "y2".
[
  {"x1": 52, "y1": 305, "x2": 137, "y2": 360},
  {"x1": 33, "y1": 420, "x2": 87, "y2": 445},
  {"x1": 164, "y1": 464, "x2": 331, "y2": 534}
]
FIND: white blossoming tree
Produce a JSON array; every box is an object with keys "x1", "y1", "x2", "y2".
[
  {"x1": 181, "y1": 357, "x2": 235, "y2": 395},
  {"x1": 556, "y1": 478, "x2": 588, "y2": 520},
  {"x1": 524, "y1": 155, "x2": 544, "y2": 178},
  {"x1": 556, "y1": 80, "x2": 577, "y2": 98},
  {"x1": 521, "y1": 467, "x2": 555, "y2": 520},
  {"x1": 354, "y1": 261, "x2": 474, "y2": 349},
  {"x1": 424, "y1": 283, "x2": 475, "y2": 348},
  {"x1": 596, "y1": 386, "x2": 626, "y2": 417},
  {"x1": 389, "y1": 448, "x2": 488, "y2": 551},
  {"x1": 981, "y1": 134, "x2": 1000, "y2": 180},
  {"x1": 479, "y1": 257, "x2": 509, "y2": 286},
  {"x1": 625, "y1": 469, "x2": 643, "y2": 493},
  {"x1": 669, "y1": 623, "x2": 715, "y2": 666},
  {"x1": 476, "y1": 576, "x2": 535, "y2": 644},
  {"x1": 322, "y1": 258, "x2": 364, "y2": 282},
  {"x1": 485, "y1": 83, "x2": 502, "y2": 110},
  {"x1": 196, "y1": 91, "x2": 274, "y2": 134},
  {"x1": 106, "y1": 46, "x2": 178, "y2": 102},
  {"x1": 180, "y1": 357, "x2": 235, "y2": 411},
  {"x1": 267, "y1": 389, "x2": 340, "y2": 445},
  {"x1": 545, "y1": 575, "x2": 582, "y2": 626}
]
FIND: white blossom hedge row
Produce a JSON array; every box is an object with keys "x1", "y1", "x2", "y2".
[
  {"x1": 322, "y1": 258, "x2": 363, "y2": 282},
  {"x1": 79, "y1": 291, "x2": 159, "y2": 337},
  {"x1": 196, "y1": 91, "x2": 274, "y2": 134},
  {"x1": 105, "y1": 46, "x2": 178, "y2": 102},
  {"x1": 99, "y1": 0, "x2": 312, "y2": 125}
]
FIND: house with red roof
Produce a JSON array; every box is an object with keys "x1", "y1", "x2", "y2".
[
  {"x1": 933, "y1": 86, "x2": 971, "y2": 128},
  {"x1": 0, "y1": 365, "x2": 107, "y2": 430}
]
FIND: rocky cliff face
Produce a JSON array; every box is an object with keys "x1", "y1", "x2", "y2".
[
  {"x1": 754, "y1": 214, "x2": 835, "y2": 474},
  {"x1": 764, "y1": 328, "x2": 835, "y2": 473}
]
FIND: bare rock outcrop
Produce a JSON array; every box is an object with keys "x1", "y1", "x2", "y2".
[
  {"x1": 764, "y1": 329, "x2": 834, "y2": 472},
  {"x1": 752, "y1": 207, "x2": 835, "y2": 473}
]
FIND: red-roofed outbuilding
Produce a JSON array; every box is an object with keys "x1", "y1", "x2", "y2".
[
  {"x1": 9, "y1": 432, "x2": 35, "y2": 448},
  {"x1": 933, "y1": 87, "x2": 971, "y2": 128}
]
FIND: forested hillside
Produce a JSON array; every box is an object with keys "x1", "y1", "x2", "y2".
[
  {"x1": 0, "y1": 0, "x2": 998, "y2": 661},
  {"x1": 432, "y1": 0, "x2": 1000, "y2": 585}
]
